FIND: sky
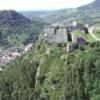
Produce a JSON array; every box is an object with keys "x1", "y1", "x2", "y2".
[{"x1": 0, "y1": 0, "x2": 95, "y2": 11}]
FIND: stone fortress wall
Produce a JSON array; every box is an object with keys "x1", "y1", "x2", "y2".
[{"x1": 43, "y1": 21, "x2": 89, "y2": 44}]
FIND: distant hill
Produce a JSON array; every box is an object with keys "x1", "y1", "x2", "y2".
[
  {"x1": 0, "y1": 10, "x2": 31, "y2": 26},
  {"x1": 0, "y1": 10, "x2": 47, "y2": 47},
  {"x1": 21, "y1": 0, "x2": 100, "y2": 25},
  {"x1": 39, "y1": 9, "x2": 78, "y2": 23},
  {"x1": 78, "y1": 0, "x2": 100, "y2": 10},
  {"x1": 77, "y1": 0, "x2": 100, "y2": 25},
  {"x1": 20, "y1": 11, "x2": 50, "y2": 19}
]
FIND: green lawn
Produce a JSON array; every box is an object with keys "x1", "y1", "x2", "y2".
[
  {"x1": 72, "y1": 30, "x2": 95, "y2": 42},
  {"x1": 94, "y1": 31, "x2": 100, "y2": 38}
]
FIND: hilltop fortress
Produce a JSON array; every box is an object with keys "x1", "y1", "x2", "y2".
[{"x1": 43, "y1": 21, "x2": 89, "y2": 44}]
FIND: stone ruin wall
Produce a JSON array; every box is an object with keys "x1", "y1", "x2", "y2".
[
  {"x1": 43, "y1": 23, "x2": 89, "y2": 44},
  {"x1": 43, "y1": 25, "x2": 71, "y2": 44}
]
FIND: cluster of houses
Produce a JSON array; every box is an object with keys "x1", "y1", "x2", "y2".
[
  {"x1": 0, "y1": 43, "x2": 33, "y2": 67},
  {"x1": 0, "y1": 51, "x2": 21, "y2": 65}
]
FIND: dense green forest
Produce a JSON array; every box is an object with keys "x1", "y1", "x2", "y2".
[
  {"x1": 0, "y1": 10, "x2": 47, "y2": 47},
  {"x1": 0, "y1": 41, "x2": 100, "y2": 100},
  {"x1": 0, "y1": 0, "x2": 100, "y2": 100}
]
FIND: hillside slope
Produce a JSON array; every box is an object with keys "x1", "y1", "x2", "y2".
[
  {"x1": 27, "y1": 0, "x2": 100, "y2": 24},
  {"x1": 78, "y1": 0, "x2": 100, "y2": 10},
  {"x1": 0, "y1": 41, "x2": 100, "y2": 100},
  {"x1": 0, "y1": 10, "x2": 46, "y2": 47},
  {"x1": 20, "y1": 11, "x2": 50, "y2": 19}
]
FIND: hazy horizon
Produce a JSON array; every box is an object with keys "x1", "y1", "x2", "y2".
[{"x1": 0, "y1": 0, "x2": 95, "y2": 11}]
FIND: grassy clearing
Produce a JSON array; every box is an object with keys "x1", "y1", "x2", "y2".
[{"x1": 73, "y1": 30, "x2": 95, "y2": 42}]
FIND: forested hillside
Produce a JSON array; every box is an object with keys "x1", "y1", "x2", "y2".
[
  {"x1": 0, "y1": 0, "x2": 100, "y2": 100},
  {"x1": 0, "y1": 10, "x2": 47, "y2": 47},
  {"x1": 0, "y1": 41, "x2": 100, "y2": 100},
  {"x1": 78, "y1": 0, "x2": 100, "y2": 10},
  {"x1": 22, "y1": 0, "x2": 100, "y2": 24}
]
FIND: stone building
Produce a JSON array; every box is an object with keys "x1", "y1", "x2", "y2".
[
  {"x1": 43, "y1": 21, "x2": 89, "y2": 44},
  {"x1": 43, "y1": 25, "x2": 68, "y2": 44},
  {"x1": 66, "y1": 21, "x2": 89, "y2": 34}
]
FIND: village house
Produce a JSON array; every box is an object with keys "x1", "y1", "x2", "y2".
[
  {"x1": 0, "y1": 43, "x2": 34, "y2": 66},
  {"x1": 24, "y1": 43, "x2": 33, "y2": 52},
  {"x1": 9, "y1": 52, "x2": 21, "y2": 58}
]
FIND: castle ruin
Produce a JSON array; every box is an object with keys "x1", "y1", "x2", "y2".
[{"x1": 43, "y1": 21, "x2": 89, "y2": 44}]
